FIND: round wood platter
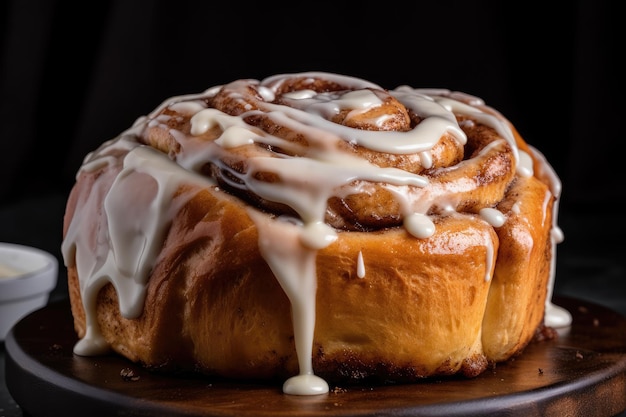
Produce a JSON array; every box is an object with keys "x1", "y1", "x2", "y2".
[{"x1": 5, "y1": 296, "x2": 626, "y2": 417}]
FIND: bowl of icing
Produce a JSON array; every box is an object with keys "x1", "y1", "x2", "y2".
[{"x1": 0, "y1": 242, "x2": 58, "y2": 341}]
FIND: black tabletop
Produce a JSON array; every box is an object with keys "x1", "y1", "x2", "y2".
[{"x1": 1, "y1": 195, "x2": 625, "y2": 417}]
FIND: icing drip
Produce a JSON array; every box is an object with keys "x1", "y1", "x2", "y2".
[
  {"x1": 248, "y1": 211, "x2": 330, "y2": 395},
  {"x1": 62, "y1": 139, "x2": 215, "y2": 355},
  {"x1": 357, "y1": 251, "x2": 366, "y2": 279},
  {"x1": 61, "y1": 72, "x2": 569, "y2": 397},
  {"x1": 480, "y1": 207, "x2": 506, "y2": 228}
]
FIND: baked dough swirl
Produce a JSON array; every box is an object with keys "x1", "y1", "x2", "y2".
[{"x1": 62, "y1": 72, "x2": 570, "y2": 396}]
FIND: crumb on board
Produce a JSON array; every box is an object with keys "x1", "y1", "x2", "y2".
[{"x1": 120, "y1": 367, "x2": 141, "y2": 381}]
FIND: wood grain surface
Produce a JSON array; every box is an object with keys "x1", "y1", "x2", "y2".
[{"x1": 5, "y1": 296, "x2": 626, "y2": 417}]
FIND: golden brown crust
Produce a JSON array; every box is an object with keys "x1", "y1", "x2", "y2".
[
  {"x1": 66, "y1": 159, "x2": 553, "y2": 383},
  {"x1": 482, "y1": 174, "x2": 554, "y2": 360},
  {"x1": 67, "y1": 173, "x2": 503, "y2": 382},
  {"x1": 64, "y1": 73, "x2": 558, "y2": 385}
]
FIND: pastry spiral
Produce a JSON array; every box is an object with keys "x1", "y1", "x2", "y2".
[{"x1": 62, "y1": 72, "x2": 568, "y2": 395}]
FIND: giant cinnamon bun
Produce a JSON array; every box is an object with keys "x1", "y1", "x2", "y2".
[{"x1": 62, "y1": 72, "x2": 571, "y2": 395}]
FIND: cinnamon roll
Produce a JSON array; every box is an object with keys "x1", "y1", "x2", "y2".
[{"x1": 62, "y1": 72, "x2": 571, "y2": 395}]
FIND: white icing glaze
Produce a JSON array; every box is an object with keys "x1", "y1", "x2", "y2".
[
  {"x1": 357, "y1": 251, "x2": 366, "y2": 279},
  {"x1": 61, "y1": 72, "x2": 569, "y2": 396},
  {"x1": 248, "y1": 210, "x2": 329, "y2": 395},
  {"x1": 479, "y1": 207, "x2": 506, "y2": 228},
  {"x1": 62, "y1": 138, "x2": 216, "y2": 355},
  {"x1": 404, "y1": 212, "x2": 436, "y2": 238}
]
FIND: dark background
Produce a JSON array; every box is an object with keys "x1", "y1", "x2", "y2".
[
  {"x1": 1, "y1": 1, "x2": 624, "y2": 416},
  {"x1": 0, "y1": 1, "x2": 621, "y2": 211}
]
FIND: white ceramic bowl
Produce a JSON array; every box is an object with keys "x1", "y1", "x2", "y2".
[{"x1": 0, "y1": 242, "x2": 58, "y2": 341}]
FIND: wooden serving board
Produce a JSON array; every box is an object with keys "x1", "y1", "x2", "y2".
[{"x1": 5, "y1": 296, "x2": 626, "y2": 417}]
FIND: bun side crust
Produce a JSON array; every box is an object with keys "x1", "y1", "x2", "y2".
[
  {"x1": 63, "y1": 73, "x2": 563, "y2": 390},
  {"x1": 483, "y1": 174, "x2": 554, "y2": 360},
  {"x1": 67, "y1": 162, "x2": 509, "y2": 382},
  {"x1": 66, "y1": 152, "x2": 553, "y2": 383}
]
